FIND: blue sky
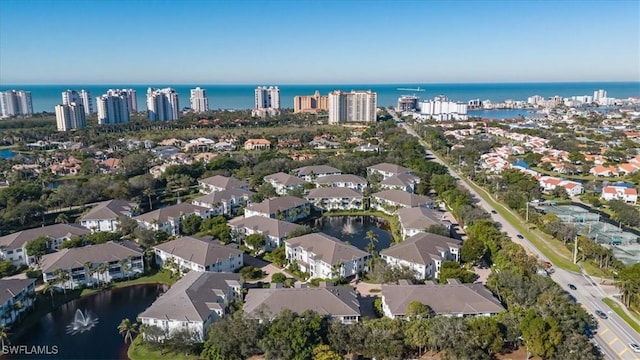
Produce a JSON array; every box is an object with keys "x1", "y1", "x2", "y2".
[{"x1": 1, "y1": 0, "x2": 638, "y2": 84}]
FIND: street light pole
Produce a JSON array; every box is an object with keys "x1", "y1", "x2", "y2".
[{"x1": 573, "y1": 236, "x2": 578, "y2": 264}]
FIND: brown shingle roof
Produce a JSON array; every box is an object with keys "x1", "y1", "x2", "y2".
[
  {"x1": 368, "y1": 162, "x2": 412, "y2": 175},
  {"x1": 134, "y1": 203, "x2": 208, "y2": 224},
  {"x1": 397, "y1": 207, "x2": 445, "y2": 230},
  {"x1": 228, "y1": 216, "x2": 303, "y2": 239},
  {"x1": 285, "y1": 233, "x2": 368, "y2": 265},
  {"x1": 0, "y1": 279, "x2": 35, "y2": 304},
  {"x1": 80, "y1": 199, "x2": 137, "y2": 221},
  {"x1": 372, "y1": 190, "x2": 433, "y2": 207},
  {"x1": 0, "y1": 224, "x2": 90, "y2": 250},
  {"x1": 245, "y1": 196, "x2": 309, "y2": 215},
  {"x1": 198, "y1": 175, "x2": 248, "y2": 190},
  {"x1": 154, "y1": 236, "x2": 243, "y2": 267},
  {"x1": 380, "y1": 232, "x2": 461, "y2": 266},
  {"x1": 306, "y1": 187, "x2": 363, "y2": 199},
  {"x1": 264, "y1": 172, "x2": 306, "y2": 186},
  {"x1": 40, "y1": 242, "x2": 142, "y2": 273}
]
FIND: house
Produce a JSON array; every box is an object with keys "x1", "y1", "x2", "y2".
[
  {"x1": 380, "y1": 173, "x2": 421, "y2": 193},
  {"x1": 228, "y1": 216, "x2": 304, "y2": 251},
  {"x1": 618, "y1": 163, "x2": 640, "y2": 175},
  {"x1": 212, "y1": 141, "x2": 236, "y2": 152},
  {"x1": 244, "y1": 196, "x2": 311, "y2": 222},
  {"x1": 0, "y1": 279, "x2": 36, "y2": 327},
  {"x1": 41, "y1": 241, "x2": 144, "y2": 289},
  {"x1": 49, "y1": 157, "x2": 82, "y2": 176},
  {"x1": 601, "y1": 186, "x2": 638, "y2": 204},
  {"x1": 380, "y1": 232, "x2": 461, "y2": 280},
  {"x1": 381, "y1": 280, "x2": 505, "y2": 319},
  {"x1": 191, "y1": 188, "x2": 254, "y2": 216},
  {"x1": 355, "y1": 143, "x2": 380, "y2": 153},
  {"x1": 0, "y1": 224, "x2": 91, "y2": 266},
  {"x1": 306, "y1": 187, "x2": 364, "y2": 211},
  {"x1": 309, "y1": 138, "x2": 341, "y2": 149},
  {"x1": 139, "y1": 272, "x2": 243, "y2": 342},
  {"x1": 79, "y1": 199, "x2": 138, "y2": 232},
  {"x1": 150, "y1": 146, "x2": 181, "y2": 160},
  {"x1": 99, "y1": 158, "x2": 121, "y2": 173},
  {"x1": 264, "y1": 172, "x2": 306, "y2": 195},
  {"x1": 244, "y1": 139, "x2": 271, "y2": 150},
  {"x1": 397, "y1": 207, "x2": 452, "y2": 239},
  {"x1": 285, "y1": 233, "x2": 369, "y2": 280},
  {"x1": 314, "y1": 174, "x2": 368, "y2": 192},
  {"x1": 367, "y1": 163, "x2": 412, "y2": 180},
  {"x1": 371, "y1": 190, "x2": 435, "y2": 214},
  {"x1": 244, "y1": 283, "x2": 361, "y2": 324},
  {"x1": 134, "y1": 203, "x2": 212, "y2": 236},
  {"x1": 198, "y1": 175, "x2": 249, "y2": 193},
  {"x1": 560, "y1": 181, "x2": 584, "y2": 196},
  {"x1": 292, "y1": 165, "x2": 342, "y2": 181},
  {"x1": 153, "y1": 236, "x2": 244, "y2": 273},
  {"x1": 589, "y1": 166, "x2": 619, "y2": 177}
]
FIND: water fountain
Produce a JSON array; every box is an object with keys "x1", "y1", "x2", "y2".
[{"x1": 65, "y1": 309, "x2": 99, "y2": 335}]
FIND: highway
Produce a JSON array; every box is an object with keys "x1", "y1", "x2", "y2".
[{"x1": 389, "y1": 110, "x2": 640, "y2": 359}]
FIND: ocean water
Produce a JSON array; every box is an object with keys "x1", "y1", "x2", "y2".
[{"x1": 1, "y1": 82, "x2": 638, "y2": 113}]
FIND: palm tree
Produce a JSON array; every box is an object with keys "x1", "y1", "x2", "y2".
[
  {"x1": 55, "y1": 213, "x2": 68, "y2": 224},
  {"x1": 56, "y1": 270, "x2": 71, "y2": 296},
  {"x1": 41, "y1": 282, "x2": 56, "y2": 307},
  {"x1": 143, "y1": 188, "x2": 154, "y2": 211},
  {"x1": 365, "y1": 230, "x2": 378, "y2": 256},
  {"x1": 12, "y1": 301, "x2": 24, "y2": 322},
  {"x1": 84, "y1": 261, "x2": 94, "y2": 287},
  {"x1": 117, "y1": 318, "x2": 138, "y2": 344},
  {"x1": 0, "y1": 325, "x2": 9, "y2": 350},
  {"x1": 97, "y1": 263, "x2": 109, "y2": 287}
]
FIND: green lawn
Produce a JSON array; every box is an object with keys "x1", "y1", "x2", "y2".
[
  {"x1": 80, "y1": 269, "x2": 177, "y2": 296},
  {"x1": 127, "y1": 335, "x2": 200, "y2": 360},
  {"x1": 602, "y1": 297, "x2": 640, "y2": 333}
]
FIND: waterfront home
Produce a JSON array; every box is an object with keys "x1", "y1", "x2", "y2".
[
  {"x1": 292, "y1": 165, "x2": 342, "y2": 181},
  {"x1": 381, "y1": 280, "x2": 505, "y2": 319},
  {"x1": 191, "y1": 188, "x2": 254, "y2": 216},
  {"x1": 228, "y1": 216, "x2": 303, "y2": 251},
  {"x1": 198, "y1": 175, "x2": 249, "y2": 194},
  {"x1": 243, "y1": 139, "x2": 271, "y2": 150},
  {"x1": 134, "y1": 203, "x2": 212, "y2": 236},
  {"x1": 589, "y1": 165, "x2": 619, "y2": 177},
  {"x1": 264, "y1": 172, "x2": 306, "y2": 195},
  {"x1": 244, "y1": 283, "x2": 361, "y2": 324},
  {"x1": 41, "y1": 241, "x2": 144, "y2": 289},
  {"x1": 397, "y1": 207, "x2": 452, "y2": 239},
  {"x1": 314, "y1": 174, "x2": 368, "y2": 192},
  {"x1": 79, "y1": 199, "x2": 138, "y2": 232},
  {"x1": 371, "y1": 190, "x2": 435, "y2": 214},
  {"x1": 0, "y1": 279, "x2": 36, "y2": 327},
  {"x1": 380, "y1": 232, "x2": 461, "y2": 280},
  {"x1": 285, "y1": 233, "x2": 369, "y2": 280},
  {"x1": 0, "y1": 224, "x2": 90, "y2": 266},
  {"x1": 153, "y1": 236, "x2": 243, "y2": 273},
  {"x1": 244, "y1": 196, "x2": 311, "y2": 222},
  {"x1": 379, "y1": 173, "x2": 421, "y2": 193},
  {"x1": 601, "y1": 185, "x2": 638, "y2": 204},
  {"x1": 139, "y1": 272, "x2": 243, "y2": 342},
  {"x1": 538, "y1": 176, "x2": 583, "y2": 196},
  {"x1": 367, "y1": 163, "x2": 412, "y2": 180},
  {"x1": 305, "y1": 187, "x2": 364, "y2": 211}
]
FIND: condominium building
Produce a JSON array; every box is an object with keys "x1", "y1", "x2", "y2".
[
  {"x1": 417, "y1": 95, "x2": 468, "y2": 121},
  {"x1": 96, "y1": 92, "x2": 130, "y2": 125},
  {"x1": 328, "y1": 90, "x2": 377, "y2": 124},
  {"x1": 147, "y1": 87, "x2": 179, "y2": 121},
  {"x1": 55, "y1": 103, "x2": 87, "y2": 131},
  {"x1": 397, "y1": 95, "x2": 418, "y2": 112},
  {"x1": 62, "y1": 89, "x2": 93, "y2": 114},
  {"x1": 253, "y1": 86, "x2": 280, "y2": 117},
  {"x1": 0, "y1": 90, "x2": 33, "y2": 118},
  {"x1": 190, "y1": 87, "x2": 209, "y2": 113},
  {"x1": 294, "y1": 90, "x2": 328, "y2": 113}
]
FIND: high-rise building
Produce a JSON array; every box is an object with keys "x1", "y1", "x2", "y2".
[
  {"x1": 0, "y1": 90, "x2": 33, "y2": 118},
  {"x1": 146, "y1": 88, "x2": 179, "y2": 121},
  {"x1": 294, "y1": 90, "x2": 328, "y2": 114},
  {"x1": 55, "y1": 103, "x2": 86, "y2": 131},
  {"x1": 190, "y1": 87, "x2": 209, "y2": 113},
  {"x1": 103, "y1": 89, "x2": 137, "y2": 114},
  {"x1": 397, "y1": 95, "x2": 419, "y2": 112},
  {"x1": 328, "y1": 90, "x2": 377, "y2": 124},
  {"x1": 253, "y1": 86, "x2": 280, "y2": 117},
  {"x1": 62, "y1": 89, "x2": 93, "y2": 115},
  {"x1": 593, "y1": 89, "x2": 607, "y2": 102},
  {"x1": 417, "y1": 95, "x2": 468, "y2": 121},
  {"x1": 96, "y1": 92, "x2": 130, "y2": 125}
]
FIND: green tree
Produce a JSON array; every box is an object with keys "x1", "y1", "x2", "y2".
[
  {"x1": 260, "y1": 309, "x2": 323, "y2": 360},
  {"x1": 405, "y1": 300, "x2": 434, "y2": 320},
  {"x1": 520, "y1": 310, "x2": 562, "y2": 359},
  {"x1": 460, "y1": 235, "x2": 488, "y2": 264},
  {"x1": 0, "y1": 260, "x2": 17, "y2": 278},
  {"x1": 271, "y1": 273, "x2": 287, "y2": 284},
  {"x1": 0, "y1": 325, "x2": 9, "y2": 350},
  {"x1": 404, "y1": 318, "x2": 431, "y2": 357},
  {"x1": 365, "y1": 230, "x2": 378, "y2": 255},
  {"x1": 467, "y1": 316, "x2": 503, "y2": 356},
  {"x1": 438, "y1": 261, "x2": 475, "y2": 284},
  {"x1": 181, "y1": 214, "x2": 203, "y2": 235},
  {"x1": 202, "y1": 312, "x2": 263, "y2": 360},
  {"x1": 25, "y1": 236, "x2": 49, "y2": 264},
  {"x1": 117, "y1": 318, "x2": 138, "y2": 344},
  {"x1": 615, "y1": 263, "x2": 640, "y2": 308},
  {"x1": 41, "y1": 282, "x2": 56, "y2": 307},
  {"x1": 424, "y1": 224, "x2": 450, "y2": 237},
  {"x1": 312, "y1": 344, "x2": 342, "y2": 360},
  {"x1": 55, "y1": 213, "x2": 69, "y2": 224},
  {"x1": 245, "y1": 233, "x2": 266, "y2": 251}
]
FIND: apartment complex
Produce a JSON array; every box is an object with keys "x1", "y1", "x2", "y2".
[
  {"x1": 417, "y1": 95, "x2": 468, "y2": 121},
  {"x1": 97, "y1": 90, "x2": 131, "y2": 125},
  {"x1": 293, "y1": 90, "x2": 328, "y2": 114},
  {"x1": 55, "y1": 103, "x2": 87, "y2": 131},
  {"x1": 190, "y1": 87, "x2": 209, "y2": 113},
  {"x1": 253, "y1": 86, "x2": 280, "y2": 117},
  {"x1": 147, "y1": 87, "x2": 180, "y2": 121},
  {"x1": 62, "y1": 89, "x2": 93, "y2": 114},
  {"x1": 0, "y1": 90, "x2": 33, "y2": 118},
  {"x1": 328, "y1": 90, "x2": 377, "y2": 124}
]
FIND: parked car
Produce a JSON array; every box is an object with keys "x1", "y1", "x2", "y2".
[
  {"x1": 568, "y1": 284, "x2": 577, "y2": 290},
  {"x1": 516, "y1": 234, "x2": 524, "y2": 239},
  {"x1": 595, "y1": 310, "x2": 608, "y2": 319},
  {"x1": 491, "y1": 210, "x2": 497, "y2": 214},
  {"x1": 629, "y1": 343, "x2": 640, "y2": 353}
]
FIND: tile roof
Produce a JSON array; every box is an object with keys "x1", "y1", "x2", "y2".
[
  {"x1": 154, "y1": 236, "x2": 243, "y2": 267},
  {"x1": 380, "y1": 232, "x2": 461, "y2": 266},
  {"x1": 285, "y1": 233, "x2": 368, "y2": 265},
  {"x1": 40, "y1": 241, "x2": 142, "y2": 273},
  {"x1": 0, "y1": 224, "x2": 90, "y2": 250}
]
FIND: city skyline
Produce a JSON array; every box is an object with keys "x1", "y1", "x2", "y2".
[{"x1": 1, "y1": 0, "x2": 638, "y2": 85}]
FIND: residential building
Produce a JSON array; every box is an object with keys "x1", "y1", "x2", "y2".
[
  {"x1": 153, "y1": 236, "x2": 243, "y2": 273},
  {"x1": 355, "y1": 143, "x2": 380, "y2": 153},
  {"x1": 191, "y1": 188, "x2": 254, "y2": 216},
  {"x1": 380, "y1": 232, "x2": 461, "y2": 280},
  {"x1": 417, "y1": 95, "x2": 468, "y2": 121},
  {"x1": 397, "y1": 95, "x2": 419, "y2": 112},
  {"x1": 0, "y1": 279, "x2": 36, "y2": 327},
  {"x1": 292, "y1": 165, "x2": 342, "y2": 181},
  {"x1": 0, "y1": 224, "x2": 90, "y2": 266},
  {"x1": 314, "y1": 174, "x2": 368, "y2": 192},
  {"x1": 285, "y1": 233, "x2": 369, "y2": 280},
  {"x1": 601, "y1": 186, "x2": 638, "y2": 204},
  {"x1": 589, "y1": 166, "x2": 619, "y2": 177},
  {"x1": 381, "y1": 280, "x2": 505, "y2": 319},
  {"x1": 79, "y1": 199, "x2": 138, "y2": 232},
  {"x1": 41, "y1": 242, "x2": 144, "y2": 289},
  {"x1": 243, "y1": 138, "x2": 271, "y2": 150},
  {"x1": 134, "y1": 203, "x2": 212, "y2": 236},
  {"x1": 371, "y1": 190, "x2": 435, "y2": 214},
  {"x1": 309, "y1": 137, "x2": 341, "y2": 149},
  {"x1": 328, "y1": 90, "x2": 377, "y2": 124},
  {"x1": 55, "y1": 103, "x2": 87, "y2": 131},
  {"x1": 229, "y1": 216, "x2": 303, "y2": 250},
  {"x1": 253, "y1": 86, "x2": 280, "y2": 117},
  {"x1": 147, "y1": 87, "x2": 180, "y2": 121},
  {"x1": 294, "y1": 90, "x2": 328, "y2": 114},
  {"x1": 62, "y1": 89, "x2": 93, "y2": 114},
  {"x1": 198, "y1": 175, "x2": 249, "y2": 193},
  {"x1": 397, "y1": 207, "x2": 452, "y2": 239},
  {"x1": 96, "y1": 91, "x2": 130, "y2": 125},
  {"x1": 0, "y1": 90, "x2": 33, "y2": 118},
  {"x1": 367, "y1": 163, "x2": 413, "y2": 180},
  {"x1": 139, "y1": 272, "x2": 243, "y2": 342},
  {"x1": 380, "y1": 173, "x2": 421, "y2": 193},
  {"x1": 244, "y1": 284, "x2": 361, "y2": 324},
  {"x1": 103, "y1": 89, "x2": 137, "y2": 113},
  {"x1": 537, "y1": 176, "x2": 583, "y2": 196},
  {"x1": 264, "y1": 172, "x2": 307, "y2": 195},
  {"x1": 190, "y1": 87, "x2": 209, "y2": 113},
  {"x1": 245, "y1": 196, "x2": 311, "y2": 222},
  {"x1": 306, "y1": 187, "x2": 364, "y2": 211}
]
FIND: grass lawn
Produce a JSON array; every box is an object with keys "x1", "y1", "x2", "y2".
[
  {"x1": 80, "y1": 269, "x2": 177, "y2": 296},
  {"x1": 602, "y1": 298, "x2": 640, "y2": 333},
  {"x1": 127, "y1": 335, "x2": 200, "y2": 360}
]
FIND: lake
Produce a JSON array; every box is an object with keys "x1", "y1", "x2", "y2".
[
  {"x1": 9, "y1": 284, "x2": 165, "y2": 360},
  {"x1": 309, "y1": 215, "x2": 393, "y2": 251},
  {"x1": 0, "y1": 148, "x2": 16, "y2": 159}
]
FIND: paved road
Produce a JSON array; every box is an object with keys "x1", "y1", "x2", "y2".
[{"x1": 390, "y1": 111, "x2": 640, "y2": 359}]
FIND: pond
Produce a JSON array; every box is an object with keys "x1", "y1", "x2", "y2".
[
  {"x1": 10, "y1": 284, "x2": 165, "y2": 360},
  {"x1": 309, "y1": 215, "x2": 393, "y2": 251},
  {"x1": 0, "y1": 148, "x2": 16, "y2": 159}
]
